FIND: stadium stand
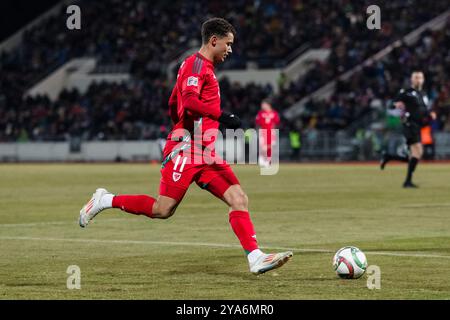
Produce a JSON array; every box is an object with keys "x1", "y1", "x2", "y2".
[{"x1": 0, "y1": 0, "x2": 449, "y2": 145}]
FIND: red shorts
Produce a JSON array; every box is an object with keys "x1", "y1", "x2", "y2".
[{"x1": 159, "y1": 152, "x2": 240, "y2": 202}]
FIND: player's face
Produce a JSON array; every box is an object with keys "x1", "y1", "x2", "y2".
[
  {"x1": 261, "y1": 102, "x2": 271, "y2": 111},
  {"x1": 211, "y1": 32, "x2": 234, "y2": 64},
  {"x1": 411, "y1": 72, "x2": 425, "y2": 89}
]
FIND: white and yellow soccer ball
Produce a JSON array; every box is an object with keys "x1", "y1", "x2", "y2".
[{"x1": 333, "y1": 246, "x2": 368, "y2": 279}]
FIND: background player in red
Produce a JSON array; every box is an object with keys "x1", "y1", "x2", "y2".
[
  {"x1": 78, "y1": 18, "x2": 292, "y2": 275},
  {"x1": 255, "y1": 99, "x2": 280, "y2": 167}
]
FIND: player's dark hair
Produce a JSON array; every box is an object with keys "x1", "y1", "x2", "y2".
[
  {"x1": 201, "y1": 18, "x2": 236, "y2": 44},
  {"x1": 262, "y1": 98, "x2": 273, "y2": 105}
]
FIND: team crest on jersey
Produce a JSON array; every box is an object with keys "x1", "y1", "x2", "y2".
[
  {"x1": 172, "y1": 172, "x2": 182, "y2": 182},
  {"x1": 187, "y1": 76, "x2": 198, "y2": 87}
]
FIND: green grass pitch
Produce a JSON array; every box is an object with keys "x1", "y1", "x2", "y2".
[{"x1": 0, "y1": 163, "x2": 449, "y2": 299}]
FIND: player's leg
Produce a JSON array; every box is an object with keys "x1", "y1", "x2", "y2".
[
  {"x1": 401, "y1": 123, "x2": 422, "y2": 187},
  {"x1": 266, "y1": 129, "x2": 277, "y2": 165},
  {"x1": 258, "y1": 131, "x2": 269, "y2": 167},
  {"x1": 79, "y1": 187, "x2": 183, "y2": 227},
  {"x1": 111, "y1": 151, "x2": 196, "y2": 219},
  {"x1": 197, "y1": 166, "x2": 292, "y2": 274},
  {"x1": 223, "y1": 184, "x2": 292, "y2": 274},
  {"x1": 79, "y1": 153, "x2": 192, "y2": 227},
  {"x1": 381, "y1": 124, "x2": 416, "y2": 170},
  {"x1": 222, "y1": 184, "x2": 257, "y2": 254},
  {"x1": 380, "y1": 151, "x2": 409, "y2": 170},
  {"x1": 112, "y1": 193, "x2": 181, "y2": 219},
  {"x1": 404, "y1": 142, "x2": 423, "y2": 188},
  {"x1": 266, "y1": 143, "x2": 272, "y2": 165}
]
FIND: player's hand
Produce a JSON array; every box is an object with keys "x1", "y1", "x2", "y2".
[
  {"x1": 218, "y1": 111, "x2": 241, "y2": 129},
  {"x1": 394, "y1": 101, "x2": 405, "y2": 110},
  {"x1": 430, "y1": 111, "x2": 437, "y2": 120}
]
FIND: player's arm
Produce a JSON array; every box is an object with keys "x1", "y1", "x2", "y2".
[
  {"x1": 168, "y1": 85, "x2": 179, "y2": 124},
  {"x1": 169, "y1": 85, "x2": 177, "y2": 107},
  {"x1": 182, "y1": 89, "x2": 221, "y2": 119},
  {"x1": 274, "y1": 111, "x2": 281, "y2": 128},
  {"x1": 392, "y1": 89, "x2": 408, "y2": 110},
  {"x1": 181, "y1": 74, "x2": 241, "y2": 128},
  {"x1": 255, "y1": 111, "x2": 262, "y2": 129},
  {"x1": 430, "y1": 110, "x2": 437, "y2": 120},
  {"x1": 393, "y1": 101, "x2": 406, "y2": 110}
]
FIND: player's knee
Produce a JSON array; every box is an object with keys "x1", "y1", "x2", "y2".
[
  {"x1": 230, "y1": 193, "x2": 248, "y2": 211},
  {"x1": 411, "y1": 145, "x2": 423, "y2": 159},
  {"x1": 158, "y1": 207, "x2": 174, "y2": 219},
  {"x1": 154, "y1": 202, "x2": 177, "y2": 219}
]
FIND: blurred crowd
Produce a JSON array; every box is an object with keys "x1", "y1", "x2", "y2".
[
  {"x1": 1, "y1": 81, "x2": 172, "y2": 141},
  {"x1": 285, "y1": 0, "x2": 450, "y2": 99},
  {"x1": 0, "y1": 0, "x2": 450, "y2": 142},
  {"x1": 332, "y1": 19, "x2": 450, "y2": 131}
]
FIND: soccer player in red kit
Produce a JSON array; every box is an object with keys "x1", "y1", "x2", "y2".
[
  {"x1": 255, "y1": 100, "x2": 280, "y2": 167},
  {"x1": 78, "y1": 18, "x2": 292, "y2": 275}
]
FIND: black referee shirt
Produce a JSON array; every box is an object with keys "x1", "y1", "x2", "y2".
[{"x1": 393, "y1": 87, "x2": 429, "y2": 125}]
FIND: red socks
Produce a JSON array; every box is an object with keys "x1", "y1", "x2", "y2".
[
  {"x1": 112, "y1": 195, "x2": 155, "y2": 218},
  {"x1": 229, "y1": 210, "x2": 259, "y2": 254}
]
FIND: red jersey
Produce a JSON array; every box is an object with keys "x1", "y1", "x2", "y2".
[
  {"x1": 255, "y1": 110, "x2": 280, "y2": 130},
  {"x1": 166, "y1": 52, "x2": 221, "y2": 158},
  {"x1": 159, "y1": 53, "x2": 239, "y2": 200}
]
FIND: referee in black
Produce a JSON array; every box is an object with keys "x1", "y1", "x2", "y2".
[{"x1": 380, "y1": 71, "x2": 430, "y2": 188}]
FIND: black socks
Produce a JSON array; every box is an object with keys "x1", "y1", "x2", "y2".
[{"x1": 405, "y1": 157, "x2": 419, "y2": 183}]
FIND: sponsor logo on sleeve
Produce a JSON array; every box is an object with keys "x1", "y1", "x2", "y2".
[{"x1": 187, "y1": 76, "x2": 199, "y2": 87}]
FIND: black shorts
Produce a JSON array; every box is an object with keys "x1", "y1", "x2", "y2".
[{"x1": 403, "y1": 122, "x2": 421, "y2": 146}]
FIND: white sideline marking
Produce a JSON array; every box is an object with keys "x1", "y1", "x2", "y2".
[
  {"x1": 364, "y1": 251, "x2": 450, "y2": 259},
  {"x1": 0, "y1": 218, "x2": 125, "y2": 228},
  {"x1": 0, "y1": 236, "x2": 449, "y2": 259}
]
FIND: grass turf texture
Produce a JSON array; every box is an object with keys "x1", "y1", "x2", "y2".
[{"x1": 0, "y1": 163, "x2": 449, "y2": 299}]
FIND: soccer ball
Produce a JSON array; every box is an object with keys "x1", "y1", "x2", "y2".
[{"x1": 333, "y1": 246, "x2": 368, "y2": 279}]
